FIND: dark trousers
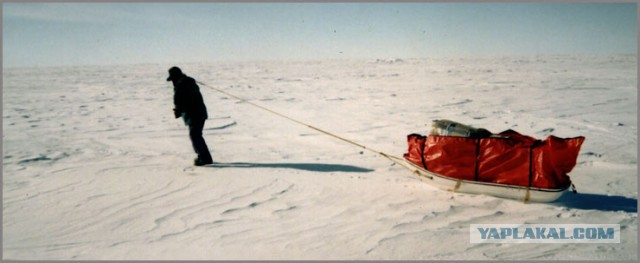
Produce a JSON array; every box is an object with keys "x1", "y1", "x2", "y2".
[{"x1": 189, "y1": 118, "x2": 212, "y2": 162}]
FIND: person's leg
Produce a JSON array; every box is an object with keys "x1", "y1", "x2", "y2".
[{"x1": 189, "y1": 118, "x2": 213, "y2": 163}]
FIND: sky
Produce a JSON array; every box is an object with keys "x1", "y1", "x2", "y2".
[{"x1": 2, "y1": 2, "x2": 638, "y2": 68}]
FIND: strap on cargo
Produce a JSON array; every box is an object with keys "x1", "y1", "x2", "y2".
[
  {"x1": 453, "y1": 180, "x2": 462, "y2": 192},
  {"x1": 474, "y1": 138, "x2": 481, "y2": 181},
  {"x1": 525, "y1": 147, "x2": 533, "y2": 203},
  {"x1": 419, "y1": 137, "x2": 428, "y2": 170},
  {"x1": 528, "y1": 146, "x2": 534, "y2": 188}
]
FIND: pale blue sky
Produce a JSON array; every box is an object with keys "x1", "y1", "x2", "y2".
[{"x1": 3, "y1": 2, "x2": 638, "y2": 68}]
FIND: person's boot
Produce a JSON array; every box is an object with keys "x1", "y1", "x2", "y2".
[{"x1": 194, "y1": 157, "x2": 213, "y2": 166}]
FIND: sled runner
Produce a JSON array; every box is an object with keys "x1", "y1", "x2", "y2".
[{"x1": 404, "y1": 159, "x2": 570, "y2": 202}]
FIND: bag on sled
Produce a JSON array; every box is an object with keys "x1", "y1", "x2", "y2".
[{"x1": 404, "y1": 120, "x2": 585, "y2": 190}]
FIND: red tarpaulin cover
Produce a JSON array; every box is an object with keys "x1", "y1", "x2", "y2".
[{"x1": 404, "y1": 130, "x2": 585, "y2": 189}]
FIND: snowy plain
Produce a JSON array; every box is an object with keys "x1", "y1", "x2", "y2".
[{"x1": 2, "y1": 54, "x2": 637, "y2": 260}]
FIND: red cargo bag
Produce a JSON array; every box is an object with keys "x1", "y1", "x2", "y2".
[{"x1": 404, "y1": 130, "x2": 585, "y2": 189}]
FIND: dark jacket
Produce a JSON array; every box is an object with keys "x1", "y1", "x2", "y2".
[{"x1": 173, "y1": 75, "x2": 208, "y2": 123}]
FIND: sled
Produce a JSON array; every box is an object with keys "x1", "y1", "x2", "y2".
[
  {"x1": 404, "y1": 159, "x2": 568, "y2": 202},
  {"x1": 403, "y1": 120, "x2": 585, "y2": 203}
]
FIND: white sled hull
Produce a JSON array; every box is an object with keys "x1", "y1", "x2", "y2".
[{"x1": 405, "y1": 161, "x2": 567, "y2": 203}]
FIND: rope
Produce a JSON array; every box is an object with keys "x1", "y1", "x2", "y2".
[{"x1": 196, "y1": 81, "x2": 429, "y2": 178}]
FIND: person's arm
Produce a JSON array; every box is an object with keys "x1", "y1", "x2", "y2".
[{"x1": 173, "y1": 88, "x2": 186, "y2": 118}]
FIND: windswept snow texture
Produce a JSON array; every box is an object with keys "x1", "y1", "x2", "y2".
[{"x1": 3, "y1": 55, "x2": 637, "y2": 260}]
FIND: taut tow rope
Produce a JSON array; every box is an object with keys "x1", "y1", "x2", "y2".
[{"x1": 196, "y1": 81, "x2": 432, "y2": 179}]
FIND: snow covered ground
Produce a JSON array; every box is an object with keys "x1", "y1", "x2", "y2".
[{"x1": 2, "y1": 54, "x2": 637, "y2": 260}]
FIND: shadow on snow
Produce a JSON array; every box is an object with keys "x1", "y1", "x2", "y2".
[
  {"x1": 552, "y1": 192, "x2": 637, "y2": 213},
  {"x1": 206, "y1": 162, "x2": 636, "y2": 213},
  {"x1": 208, "y1": 161, "x2": 374, "y2": 173}
]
